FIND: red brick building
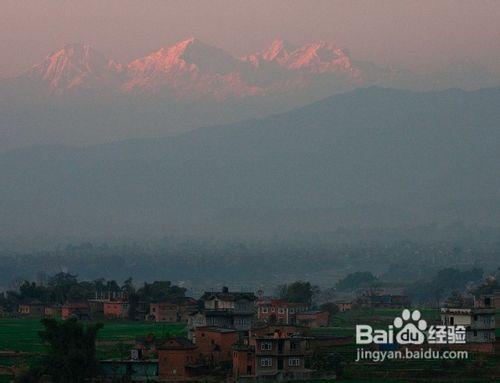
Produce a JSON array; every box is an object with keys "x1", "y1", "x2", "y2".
[
  {"x1": 335, "y1": 300, "x2": 352, "y2": 312},
  {"x1": 18, "y1": 301, "x2": 45, "y2": 318},
  {"x1": 44, "y1": 305, "x2": 62, "y2": 319},
  {"x1": 194, "y1": 327, "x2": 239, "y2": 365},
  {"x1": 201, "y1": 287, "x2": 256, "y2": 330},
  {"x1": 157, "y1": 337, "x2": 207, "y2": 380},
  {"x1": 61, "y1": 303, "x2": 90, "y2": 320},
  {"x1": 232, "y1": 344, "x2": 255, "y2": 378},
  {"x1": 295, "y1": 310, "x2": 329, "y2": 328},
  {"x1": 232, "y1": 324, "x2": 311, "y2": 381},
  {"x1": 103, "y1": 300, "x2": 130, "y2": 319},
  {"x1": 150, "y1": 298, "x2": 198, "y2": 323},
  {"x1": 150, "y1": 302, "x2": 179, "y2": 322},
  {"x1": 256, "y1": 299, "x2": 309, "y2": 325}
]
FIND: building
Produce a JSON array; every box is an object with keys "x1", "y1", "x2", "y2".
[
  {"x1": 44, "y1": 305, "x2": 62, "y2": 319},
  {"x1": 188, "y1": 311, "x2": 207, "y2": 341},
  {"x1": 150, "y1": 302, "x2": 179, "y2": 322},
  {"x1": 150, "y1": 298, "x2": 198, "y2": 323},
  {"x1": 295, "y1": 310, "x2": 329, "y2": 328},
  {"x1": 441, "y1": 308, "x2": 472, "y2": 327},
  {"x1": 103, "y1": 300, "x2": 130, "y2": 319},
  {"x1": 157, "y1": 337, "x2": 207, "y2": 380},
  {"x1": 232, "y1": 325, "x2": 311, "y2": 382},
  {"x1": 194, "y1": 327, "x2": 240, "y2": 365},
  {"x1": 61, "y1": 303, "x2": 90, "y2": 320},
  {"x1": 468, "y1": 308, "x2": 496, "y2": 344},
  {"x1": 18, "y1": 301, "x2": 44, "y2": 318},
  {"x1": 256, "y1": 299, "x2": 309, "y2": 325},
  {"x1": 475, "y1": 293, "x2": 500, "y2": 310},
  {"x1": 177, "y1": 297, "x2": 199, "y2": 322},
  {"x1": 335, "y1": 300, "x2": 352, "y2": 312},
  {"x1": 441, "y1": 306, "x2": 496, "y2": 347},
  {"x1": 134, "y1": 333, "x2": 162, "y2": 360},
  {"x1": 232, "y1": 344, "x2": 256, "y2": 379},
  {"x1": 257, "y1": 299, "x2": 309, "y2": 324},
  {"x1": 87, "y1": 299, "x2": 106, "y2": 320},
  {"x1": 201, "y1": 287, "x2": 256, "y2": 330}
]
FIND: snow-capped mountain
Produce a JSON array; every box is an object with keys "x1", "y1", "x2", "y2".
[
  {"x1": 23, "y1": 43, "x2": 123, "y2": 95},
  {"x1": 2, "y1": 38, "x2": 498, "y2": 151},
  {"x1": 6, "y1": 38, "x2": 498, "y2": 102},
  {"x1": 124, "y1": 38, "x2": 261, "y2": 100},
  {"x1": 245, "y1": 39, "x2": 359, "y2": 76},
  {"x1": 13, "y1": 38, "x2": 374, "y2": 100}
]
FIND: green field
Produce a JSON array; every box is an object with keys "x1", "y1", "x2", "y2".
[
  {"x1": 311, "y1": 308, "x2": 440, "y2": 337},
  {"x1": 0, "y1": 317, "x2": 186, "y2": 364},
  {"x1": 0, "y1": 318, "x2": 185, "y2": 353}
]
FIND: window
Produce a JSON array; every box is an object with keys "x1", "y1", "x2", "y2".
[
  {"x1": 260, "y1": 357, "x2": 272, "y2": 367},
  {"x1": 288, "y1": 358, "x2": 301, "y2": 366},
  {"x1": 261, "y1": 341, "x2": 272, "y2": 350},
  {"x1": 290, "y1": 308, "x2": 295, "y2": 313},
  {"x1": 271, "y1": 307, "x2": 275, "y2": 312},
  {"x1": 262, "y1": 307, "x2": 268, "y2": 313},
  {"x1": 290, "y1": 341, "x2": 299, "y2": 350},
  {"x1": 278, "y1": 308, "x2": 285, "y2": 314}
]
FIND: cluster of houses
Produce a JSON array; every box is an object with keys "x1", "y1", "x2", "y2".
[
  {"x1": 98, "y1": 287, "x2": 336, "y2": 382},
  {"x1": 14, "y1": 291, "x2": 199, "y2": 323},
  {"x1": 8, "y1": 286, "x2": 499, "y2": 381}
]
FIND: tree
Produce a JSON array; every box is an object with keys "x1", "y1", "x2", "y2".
[
  {"x1": 278, "y1": 281, "x2": 318, "y2": 305},
  {"x1": 48, "y1": 273, "x2": 80, "y2": 303},
  {"x1": 311, "y1": 351, "x2": 344, "y2": 377},
  {"x1": 37, "y1": 318, "x2": 103, "y2": 383},
  {"x1": 319, "y1": 302, "x2": 339, "y2": 322},
  {"x1": 136, "y1": 281, "x2": 186, "y2": 303},
  {"x1": 445, "y1": 290, "x2": 466, "y2": 308},
  {"x1": 336, "y1": 272, "x2": 378, "y2": 291}
]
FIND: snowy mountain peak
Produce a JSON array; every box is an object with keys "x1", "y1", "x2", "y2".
[
  {"x1": 26, "y1": 43, "x2": 122, "y2": 95},
  {"x1": 261, "y1": 39, "x2": 297, "y2": 62},
  {"x1": 128, "y1": 38, "x2": 239, "y2": 76}
]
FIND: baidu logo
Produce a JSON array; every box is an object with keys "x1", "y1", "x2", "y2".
[
  {"x1": 356, "y1": 308, "x2": 427, "y2": 345},
  {"x1": 355, "y1": 308, "x2": 469, "y2": 362},
  {"x1": 393, "y1": 309, "x2": 427, "y2": 344}
]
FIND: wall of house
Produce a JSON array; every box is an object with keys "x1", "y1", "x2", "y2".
[
  {"x1": 150, "y1": 303, "x2": 178, "y2": 322},
  {"x1": 296, "y1": 311, "x2": 329, "y2": 327},
  {"x1": 158, "y1": 349, "x2": 197, "y2": 378},
  {"x1": 233, "y1": 349, "x2": 254, "y2": 378},
  {"x1": 104, "y1": 302, "x2": 129, "y2": 319},
  {"x1": 196, "y1": 329, "x2": 239, "y2": 363}
]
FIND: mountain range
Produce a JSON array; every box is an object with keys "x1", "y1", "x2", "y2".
[
  {"x1": 14, "y1": 39, "x2": 370, "y2": 98},
  {"x1": 1, "y1": 38, "x2": 499, "y2": 150},
  {"x1": 1, "y1": 86, "x2": 499, "y2": 243}
]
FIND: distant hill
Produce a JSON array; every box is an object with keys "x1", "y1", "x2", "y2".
[{"x1": 1, "y1": 86, "x2": 499, "y2": 242}]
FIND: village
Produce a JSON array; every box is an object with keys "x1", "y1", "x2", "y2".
[{"x1": 1, "y1": 272, "x2": 499, "y2": 382}]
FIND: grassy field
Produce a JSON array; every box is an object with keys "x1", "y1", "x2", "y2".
[
  {"x1": 0, "y1": 318, "x2": 186, "y2": 352},
  {"x1": 311, "y1": 308, "x2": 440, "y2": 337},
  {"x1": 0, "y1": 317, "x2": 187, "y2": 380},
  {"x1": 0, "y1": 318, "x2": 186, "y2": 356}
]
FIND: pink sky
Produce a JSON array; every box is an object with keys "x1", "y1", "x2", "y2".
[{"x1": 1, "y1": 0, "x2": 500, "y2": 78}]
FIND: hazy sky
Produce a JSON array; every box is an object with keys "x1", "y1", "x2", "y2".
[{"x1": 1, "y1": 0, "x2": 500, "y2": 78}]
